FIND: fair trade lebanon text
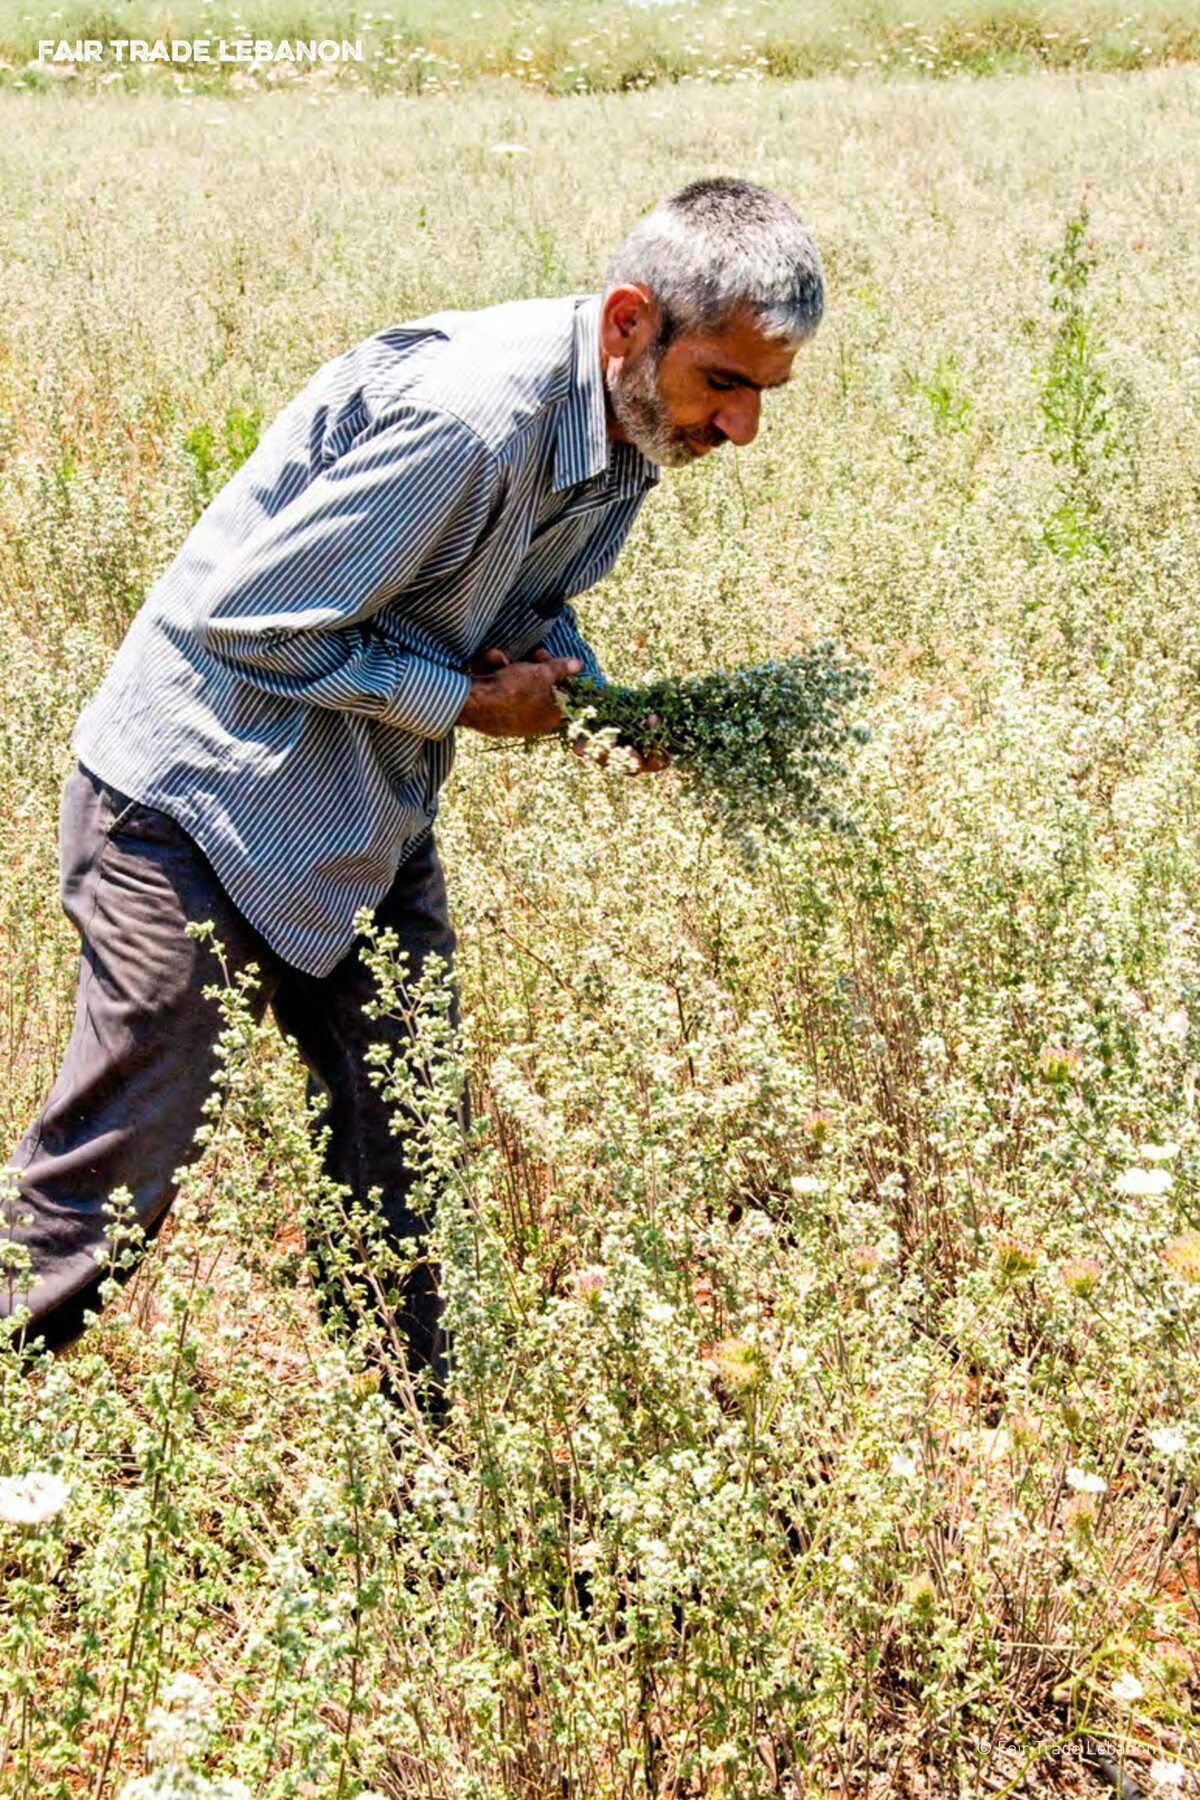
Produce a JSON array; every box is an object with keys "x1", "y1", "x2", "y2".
[{"x1": 37, "y1": 38, "x2": 364, "y2": 63}]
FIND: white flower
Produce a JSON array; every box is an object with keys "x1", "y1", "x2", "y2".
[
  {"x1": 791, "y1": 1175, "x2": 821, "y2": 1195},
  {"x1": 888, "y1": 1451, "x2": 917, "y2": 1477},
  {"x1": 489, "y1": 141, "x2": 528, "y2": 154},
  {"x1": 1142, "y1": 1143, "x2": 1180, "y2": 1162},
  {"x1": 1065, "y1": 1466, "x2": 1107, "y2": 1494},
  {"x1": 1116, "y1": 1166, "x2": 1173, "y2": 1196},
  {"x1": 158, "y1": 1672, "x2": 213, "y2": 1717},
  {"x1": 1150, "y1": 1426, "x2": 1186, "y2": 1458},
  {"x1": 644, "y1": 1299, "x2": 674, "y2": 1324},
  {"x1": 1149, "y1": 1760, "x2": 1185, "y2": 1788},
  {"x1": 1111, "y1": 1672, "x2": 1144, "y2": 1704},
  {"x1": 0, "y1": 1471, "x2": 71, "y2": 1525},
  {"x1": 121, "y1": 1778, "x2": 249, "y2": 1800}
]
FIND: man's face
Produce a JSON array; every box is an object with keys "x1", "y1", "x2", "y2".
[{"x1": 602, "y1": 294, "x2": 797, "y2": 469}]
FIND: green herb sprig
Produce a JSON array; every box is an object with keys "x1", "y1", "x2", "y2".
[{"x1": 554, "y1": 644, "x2": 871, "y2": 845}]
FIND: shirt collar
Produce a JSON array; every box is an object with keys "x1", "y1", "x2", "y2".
[{"x1": 552, "y1": 293, "x2": 660, "y2": 497}]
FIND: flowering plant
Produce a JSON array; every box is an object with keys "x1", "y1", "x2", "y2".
[{"x1": 555, "y1": 643, "x2": 871, "y2": 840}]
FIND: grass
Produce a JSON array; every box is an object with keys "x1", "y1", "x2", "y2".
[
  {"x1": 1, "y1": 52, "x2": 1200, "y2": 1800},
  {"x1": 3, "y1": 0, "x2": 1200, "y2": 93}
]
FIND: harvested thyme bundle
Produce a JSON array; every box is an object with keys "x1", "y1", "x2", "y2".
[{"x1": 555, "y1": 644, "x2": 871, "y2": 842}]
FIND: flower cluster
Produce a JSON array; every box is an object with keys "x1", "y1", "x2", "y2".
[{"x1": 556, "y1": 646, "x2": 871, "y2": 844}]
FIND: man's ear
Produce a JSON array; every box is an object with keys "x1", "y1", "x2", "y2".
[{"x1": 600, "y1": 284, "x2": 658, "y2": 362}]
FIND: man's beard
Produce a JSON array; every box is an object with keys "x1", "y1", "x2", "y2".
[{"x1": 605, "y1": 345, "x2": 724, "y2": 469}]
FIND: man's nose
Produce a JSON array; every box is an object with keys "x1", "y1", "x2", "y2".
[{"x1": 713, "y1": 391, "x2": 761, "y2": 448}]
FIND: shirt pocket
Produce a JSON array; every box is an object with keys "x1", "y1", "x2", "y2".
[{"x1": 101, "y1": 791, "x2": 138, "y2": 837}]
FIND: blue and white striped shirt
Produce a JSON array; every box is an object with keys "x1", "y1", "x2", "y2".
[{"x1": 73, "y1": 292, "x2": 658, "y2": 975}]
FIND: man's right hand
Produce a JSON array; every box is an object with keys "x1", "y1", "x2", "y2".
[{"x1": 456, "y1": 647, "x2": 582, "y2": 738}]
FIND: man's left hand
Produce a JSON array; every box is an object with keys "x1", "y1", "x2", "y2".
[
  {"x1": 570, "y1": 709, "x2": 668, "y2": 776},
  {"x1": 625, "y1": 717, "x2": 669, "y2": 775},
  {"x1": 472, "y1": 646, "x2": 669, "y2": 775}
]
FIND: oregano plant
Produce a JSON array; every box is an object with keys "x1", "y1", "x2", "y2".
[{"x1": 553, "y1": 643, "x2": 871, "y2": 845}]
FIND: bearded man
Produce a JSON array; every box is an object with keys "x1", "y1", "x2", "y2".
[{"x1": 2, "y1": 176, "x2": 824, "y2": 1404}]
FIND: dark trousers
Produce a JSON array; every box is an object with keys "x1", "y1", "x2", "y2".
[{"x1": 1, "y1": 761, "x2": 460, "y2": 1394}]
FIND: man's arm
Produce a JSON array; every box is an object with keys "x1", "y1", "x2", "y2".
[
  {"x1": 455, "y1": 598, "x2": 604, "y2": 738},
  {"x1": 534, "y1": 602, "x2": 606, "y2": 687},
  {"x1": 192, "y1": 403, "x2": 496, "y2": 739}
]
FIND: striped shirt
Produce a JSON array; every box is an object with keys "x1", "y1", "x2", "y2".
[{"x1": 73, "y1": 291, "x2": 659, "y2": 976}]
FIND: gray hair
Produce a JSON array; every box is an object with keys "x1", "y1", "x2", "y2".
[{"x1": 604, "y1": 177, "x2": 824, "y2": 348}]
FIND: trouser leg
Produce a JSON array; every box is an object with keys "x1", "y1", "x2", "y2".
[
  {"x1": 270, "y1": 827, "x2": 467, "y2": 1403},
  {"x1": 0, "y1": 762, "x2": 283, "y2": 1352}
]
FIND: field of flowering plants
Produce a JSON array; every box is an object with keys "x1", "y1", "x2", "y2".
[{"x1": 1, "y1": 47, "x2": 1200, "y2": 1800}]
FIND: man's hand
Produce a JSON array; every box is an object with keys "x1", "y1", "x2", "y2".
[
  {"x1": 458, "y1": 646, "x2": 580, "y2": 738},
  {"x1": 463, "y1": 647, "x2": 669, "y2": 774},
  {"x1": 569, "y1": 706, "x2": 669, "y2": 776}
]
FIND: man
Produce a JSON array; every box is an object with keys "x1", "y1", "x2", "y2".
[{"x1": 1, "y1": 176, "x2": 824, "y2": 1400}]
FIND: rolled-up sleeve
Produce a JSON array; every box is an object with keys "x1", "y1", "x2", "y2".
[
  {"x1": 536, "y1": 602, "x2": 607, "y2": 686},
  {"x1": 193, "y1": 404, "x2": 496, "y2": 737}
]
